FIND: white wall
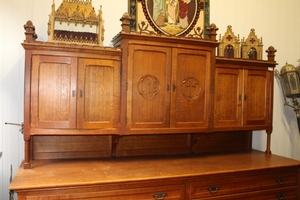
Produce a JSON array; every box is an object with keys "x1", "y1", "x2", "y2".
[{"x1": 0, "y1": 0, "x2": 299, "y2": 199}]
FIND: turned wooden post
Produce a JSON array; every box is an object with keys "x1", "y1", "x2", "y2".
[
  {"x1": 120, "y1": 13, "x2": 132, "y2": 33},
  {"x1": 207, "y1": 23, "x2": 219, "y2": 41},
  {"x1": 265, "y1": 46, "x2": 276, "y2": 155},
  {"x1": 266, "y1": 46, "x2": 277, "y2": 62},
  {"x1": 24, "y1": 20, "x2": 38, "y2": 43}
]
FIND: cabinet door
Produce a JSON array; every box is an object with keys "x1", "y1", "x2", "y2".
[
  {"x1": 214, "y1": 68, "x2": 243, "y2": 127},
  {"x1": 77, "y1": 58, "x2": 120, "y2": 130},
  {"x1": 243, "y1": 70, "x2": 271, "y2": 126},
  {"x1": 127, "y1": 45, "x2": 172, "y2": 129},
  {"x1": 31, "y1": 55, "x2": 77, "y2": 129},
  {"x1": 172, "y1": 49, "x2": 212, "y2": 129}
]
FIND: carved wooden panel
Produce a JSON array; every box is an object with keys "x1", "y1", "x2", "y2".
[
  {"x1": 77, "y1": 58, "x2": 120, "y2": 129},
  {"x1": 31, "y1": 55, "x2": 77, "y2": 129},
  {"x1": 172, "y1": 49, "x2": 211, "y2": 128},
  {"x1": 128, "y1": 45, "x2": 172, "y2": 129},
  {"x1": 127, "y1": 44, "x2": 212, "y2": 132}
]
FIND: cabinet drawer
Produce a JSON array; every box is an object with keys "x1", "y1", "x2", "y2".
[
  {"x1": 19, "y1": 183, "x2": 185, "y2": 200},
  {"x1": 193, "y1": 186, "x2": 298, "y2": 200},
  {"x1": 188, "y1": 167, "x2": 298, "y2": 198}
]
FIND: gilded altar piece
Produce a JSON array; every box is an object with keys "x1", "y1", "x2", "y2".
[{"x1": 47, "y1": 0, "x2": 105, "y2": 46}]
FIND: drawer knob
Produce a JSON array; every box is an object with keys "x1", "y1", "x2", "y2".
[
  {"x1": 207, "y1": 186, "x2": 219, "y2": 194},
  {"x1": 276, "y1": 193, "x2": 286, "y2": 200},
  {"x1": 276, "y1": 178, "x2": 286, "y2": 185},
  {"x1": 152, "y1": 192, "x2": 167, "y2": 200}
]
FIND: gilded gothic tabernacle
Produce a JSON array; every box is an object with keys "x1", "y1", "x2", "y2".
[{"x1": 47, "y1": 0, "x2": 105, "y2": 46}]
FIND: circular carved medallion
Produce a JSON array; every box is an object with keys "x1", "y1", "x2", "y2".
[
  {"x1": 181, "y1": 77, "x2": 201, "y2": 100},
  {"x1": 137, "y1": 75, "x2": 160, "y2": 99}
]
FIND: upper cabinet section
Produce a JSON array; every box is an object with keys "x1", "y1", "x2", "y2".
[
  {"x1": 214, "y1": 57, "x2": 276, "y2": 132},
  {"x1": 23, "y1": 41, "x2": 121, "y2": 136},
  {"x1": 125, "y1": 43, "x2": 213, "y2": 134},
  {"x1": 112, "y1": 23, "x2": 220, "y2": 134}
]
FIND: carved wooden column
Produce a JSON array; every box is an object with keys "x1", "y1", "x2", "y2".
[
  {"x1": 265, "y1": 46, "x2": 277, "y2": 154},
  {"x1": 23, "y1": 20, "x2": 38, "y2": 169}
]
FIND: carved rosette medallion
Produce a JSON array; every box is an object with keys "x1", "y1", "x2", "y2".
[
  {"x1": 181, "y1": 77, "x2": 201, "y2": 100},
  {"x1": 137, "y1": 75, "x2": 160, "y2": 99}
]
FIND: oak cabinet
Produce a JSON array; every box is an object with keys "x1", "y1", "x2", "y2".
[
  {"x1": 214, "y1": 59, "x2": 273, "y2": 131},
  {"x1": 121, "y1": 39, "x2": 216, "y2": 134},
  {"x1": 26, "y1": 45, "x2": 121, "y2": 136},
  {"x1": 13, "y1": 19, "x2": 299, "y2": 200}
]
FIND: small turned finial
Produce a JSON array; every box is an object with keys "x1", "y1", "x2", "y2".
[
  {"x1": 207, "y1": 23, "x2": 219, "y2": 41},
  {"x1": 120, "y1": 12, "x2": 132, "y2": 33},
  {"x1": 24, "y1": 20, "x2": 38, "y2": 43},
  {"x1": 266, "y1": 46, "x2": 277, "y2": 62}
]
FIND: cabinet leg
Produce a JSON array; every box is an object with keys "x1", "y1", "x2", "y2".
[
  {"x1": 23, "y1": 139, "x2": 31, "y2": 169},
  {"x1": 265, "y1": 130, "x2": 272, "y2": 154}
]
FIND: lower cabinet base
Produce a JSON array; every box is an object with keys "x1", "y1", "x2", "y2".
[{"x1": 10, "y1": 150, "x2": 300, "y2": 200}]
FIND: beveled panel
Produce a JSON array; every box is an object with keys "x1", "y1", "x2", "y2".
[
  {"x1": 172, "y1": 48, "x2": 210, "y2": 129},
  {"x1": 77, "y1": 58, "x2": 120, "y2": 129},
  {"x1": 30, "y1": 55, "x2": 77, "y2": 129},
  {"x1": 128, "y1": 45, "x2": 172, "y2": 129},
  {"x1": 214, "y1": 68, "x2": 242, "y2": 127},
  {"x1": 244, "y1": 70, "x2": 270, "y2": 125}
]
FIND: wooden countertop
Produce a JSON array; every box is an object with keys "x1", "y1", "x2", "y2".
[{"x1": 9, "y1": 150, "x2": 300, "y2": 191}]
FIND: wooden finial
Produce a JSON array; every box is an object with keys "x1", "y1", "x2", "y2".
[
  {"x1": 266, "y1": 46, "x2": 277, "y2": 62},
  {"x1": 120, "y1": 12, "x2": 132, "y2": 33},
  {"x1": 207, "y1": 23, "x2": 219, "y2": 41},
  {"x1": 24, "y1": 20, "x2": 38, "y2": 43}
]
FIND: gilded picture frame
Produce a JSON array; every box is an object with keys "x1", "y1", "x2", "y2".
[{"x1": 129, "y1": 0, "x2": 210, "y2": 38}]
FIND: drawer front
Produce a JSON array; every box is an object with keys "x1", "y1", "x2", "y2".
[
  {"x1": 193, "y1": 186, "x2": 298, "y2": 200},
  {"x1": 187, "y1": 167, "x2": 298, "y2": 198},
  {"x1": 18, "y1": 183, "x2": 185, "y2": 200}
]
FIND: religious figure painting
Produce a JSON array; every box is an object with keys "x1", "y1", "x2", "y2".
[{"x1": 142, "y1": 0, "x2": 201, "y2": 36}]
